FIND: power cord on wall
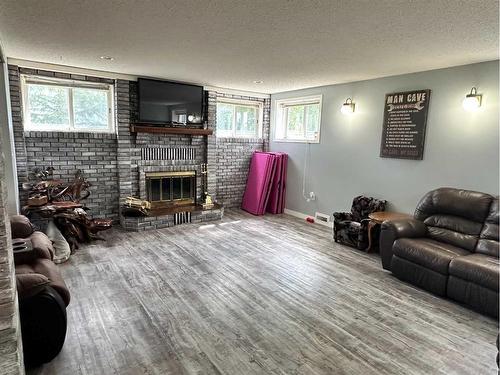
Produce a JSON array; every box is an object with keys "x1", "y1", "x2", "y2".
[{"x1": 302, "y1": 142, "x2": 316, "y2": 202}]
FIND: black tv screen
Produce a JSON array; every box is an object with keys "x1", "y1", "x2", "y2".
[{"x1": 138, "y1": 78, "x2": 204, "y2": 124}]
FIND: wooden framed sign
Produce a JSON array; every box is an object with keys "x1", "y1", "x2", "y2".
[{"x1": 380, "y1": 89, "x2": 431, "y2": 160}]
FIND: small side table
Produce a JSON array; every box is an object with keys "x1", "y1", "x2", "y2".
[{"x1": 365, "y1": 211, "x2": 412, "y2": 252}]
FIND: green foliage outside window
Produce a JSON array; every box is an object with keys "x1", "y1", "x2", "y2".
[
  {"x1": 73, "y1": 88, "x2": 109, "y2": 129},
  {"x1": 216, "y1": 102, "x2": 260, "y2": 138},
  {"x1": 28, "y1": 85, "x2": 70, "y2": 127},
  {"x1": 285, "y1": 103, "x2": 319, "y2": 140},
  {"x1": 25, "y1": 80, "x2": 112, "y2": 132},
  {"x1": 216, "y1": 103, "x2": 233, "y2": 135},
  {"x1": 235, "y1": 106, "x2": 257, "y2": 137}
]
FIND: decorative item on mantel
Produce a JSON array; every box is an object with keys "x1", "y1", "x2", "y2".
[{"x1": 22, "y1": 168, "x2": 112, "y2": 252}]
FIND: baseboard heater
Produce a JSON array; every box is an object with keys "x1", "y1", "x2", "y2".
[{"x1": 174, "y1": 212, "x2": 191, "y2": 225}]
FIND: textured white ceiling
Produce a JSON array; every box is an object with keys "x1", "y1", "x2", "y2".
[{"x1": 0, "y1": 0, "x2": 498, "y2": 94}]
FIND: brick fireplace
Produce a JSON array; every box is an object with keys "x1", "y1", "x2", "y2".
[
  {"x1": 115, "y1": 81, "x2": 212, "y2": 206},
  {"x1": 115, "y1": 81, "x2": 224, "y2": 230}
]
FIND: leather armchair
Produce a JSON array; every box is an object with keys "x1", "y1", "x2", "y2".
[
  {"x1": 11, "y1": 215, "x2": 70, "y2": 367},
  {"x1": 333, "y1": 195, "x2": 387, "y2": 250},
  {"x1": 380, "y1": 188, "x2": 499, "y2": 318}
]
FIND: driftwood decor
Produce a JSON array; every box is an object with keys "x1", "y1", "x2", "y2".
[
  {"x1": 26, "y1": 168, "x2": 91, "y2": 203},
  {"x1": 23, "y1": 168, "x2": 112, "y2": 252}
]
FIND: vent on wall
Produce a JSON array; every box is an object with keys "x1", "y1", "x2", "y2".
[
  {"x1": 315, "y1": 212, "x2": 332, "y2": 228},
  {"x1": 174, "y1": 212, "x2": 192, "y2": 225},
  {"x1": 141, "y1": 147, "x2": 196, "y2": 161}
]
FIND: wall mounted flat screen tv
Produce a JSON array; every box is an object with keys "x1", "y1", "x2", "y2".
[{"x1": 138, "y1": 78, "x2": 204, "y2": 125}]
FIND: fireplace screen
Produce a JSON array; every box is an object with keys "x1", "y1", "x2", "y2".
[{"x1": 146, "y1": 171, "x2": 196, "y2": 205}]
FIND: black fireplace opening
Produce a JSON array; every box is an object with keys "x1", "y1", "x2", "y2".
[{"x1": 146, "y1": 171, "x2": 196, "y2": 206}]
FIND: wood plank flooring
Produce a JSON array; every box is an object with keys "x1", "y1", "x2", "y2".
[{"x1": 29, "y1": 210, "x2": 498, "y2": 375}]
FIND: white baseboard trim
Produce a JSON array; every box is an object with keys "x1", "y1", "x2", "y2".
[{"x1": 284, "y1": 208, "x2": 333, "y2": 228}]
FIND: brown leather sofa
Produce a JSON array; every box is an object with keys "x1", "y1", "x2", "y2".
[
  {"x1": 380, "y1": 188, "x2": 499, "y2": 318},
  {"x1": 11, "y1": 215, "x2": 71, "y2": 367}
]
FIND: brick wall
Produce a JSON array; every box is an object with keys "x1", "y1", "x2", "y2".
[
  {"x1": 8, "y1": 66, "x2": 119, "y2": 220},
  {"x1": 210, "y1": 92, "x2": 271, "y2": 208},
  {"x1": 23, "y1": 132, "x2": 119, "y2": 219},
  {"x1": 115, "y1": 79, "x2": 133, "y2": 206},
  {"x1": 8, "y1": 65, "x2": 271, "y2": 218},
  {"x1": 0, "y1": 110, "x2": 24, "y2": 373},
  {"x1": 206, "y1": 91, "x2": 218, "y2": 200},
  {"x1": 215, "y1": 138, "x2": 267, "y2": 208}
]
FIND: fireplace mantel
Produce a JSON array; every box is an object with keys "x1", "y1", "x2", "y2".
[{"x1": 130, "y1": 124, "x2": 213, "y2": 136}]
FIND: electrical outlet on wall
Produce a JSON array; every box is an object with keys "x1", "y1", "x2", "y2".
[{"x1": 309, "y1": 192, "x2": 316, "y2": 201}]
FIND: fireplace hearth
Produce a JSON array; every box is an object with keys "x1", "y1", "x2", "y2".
[
  {"x1": 120, "y1": 164, "x2": 224, "y2": 231},
  {"x1": 121, "y1": 165, "x2": 223, "y2": 231}
]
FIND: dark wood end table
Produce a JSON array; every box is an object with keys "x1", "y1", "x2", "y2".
[{"x1": 365, "y1": 211, "x2": 412, "y2": 252}]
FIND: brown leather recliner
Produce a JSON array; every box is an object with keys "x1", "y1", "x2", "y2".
[
  {"x1": 380, "y1": 188, "x2": 499, "y2": 318},
  {"x1": 11, "y1": 215, "x2": 71, "y2": 367}
]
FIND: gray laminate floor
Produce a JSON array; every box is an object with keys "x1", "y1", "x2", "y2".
[{"x1": 29, "y1": 209, "x2": 498, "y2": 375}]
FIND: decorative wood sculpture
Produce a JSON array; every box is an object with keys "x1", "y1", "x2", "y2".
[
  {"x1": 23, "y1": 167, "x2": 112, "y2": 252},
  {"x1": 51, "y1": 170, "x2": 91, "y2": 202},
  {"x1": 54, "y1": 210, "x2": 112, "y2": 252}
]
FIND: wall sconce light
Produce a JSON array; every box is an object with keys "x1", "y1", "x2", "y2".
[
  {"x1": 462, "y1": 87, "x2": 482, "y2": 112},
  {"x1": 341, "y1": 98, "x2": 355, "y2": 115}
]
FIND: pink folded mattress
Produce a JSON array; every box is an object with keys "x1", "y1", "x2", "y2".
[
  {"x1": 242, "y1": 151, "x2": 288, "y2": 215},
  {"x1": 265, "y1": 152, "x2": 288, "y2": 214},
  {"x1": 241, "y1": 152, "x2": 276, "y2": 215}
]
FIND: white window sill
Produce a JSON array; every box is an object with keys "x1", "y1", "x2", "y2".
[
  {"x1": 273, "y1": 138, "x2": 320, "y2": 144},
  {"x1": 24, "y1": 128, "x2": 116, "y2": 134},
  {"x1": 217, "y1": 136, "x2": 265, "y2": 142}
]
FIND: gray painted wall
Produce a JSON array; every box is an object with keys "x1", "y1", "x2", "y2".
[{"x1": 270, "y1": 61, "x2": 499, "y2": 216}]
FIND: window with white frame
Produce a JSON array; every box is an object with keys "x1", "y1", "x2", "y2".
[
  {"x1": 216, "y1": 99, "x2": 263, "y2": 138},
  {"x1": 21, "y1": 75, "x2": 115, "y2": 133},
  {"x1": 274, "y1": 95, "x2": 322, "y2": 143}
]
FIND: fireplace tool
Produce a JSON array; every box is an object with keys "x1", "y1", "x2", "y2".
[{"x1": 201, "y1": 163, "x2": 214, "y2": 209}]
